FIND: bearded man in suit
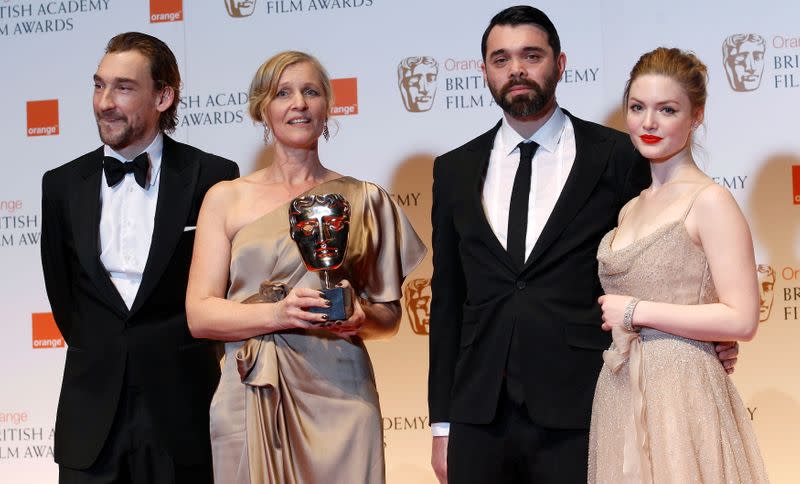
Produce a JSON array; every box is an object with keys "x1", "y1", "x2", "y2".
[
  {"x1": 427, "y1": 6, "x2": 739, "y2": 483},
  {"x1": 41, "y1": 32, "x2": 239, "y2": 484}
]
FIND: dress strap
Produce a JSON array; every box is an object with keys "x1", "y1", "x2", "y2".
[
  {"x1": 617, "y1": 195, "x2": 641, "y2": 229},
  {"x1": 680, "y1": 183, "x2": 716, "y2": 221}
]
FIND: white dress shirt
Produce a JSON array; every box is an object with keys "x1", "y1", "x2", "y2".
[
  {"x1": 431, "y1": 107, "x2": 576, "y2": 437},
  {"x1": 483, "y1": 106, "x2": 575, "y2": 257},
  {"x1": 99, "y1": 133, "x2": 164, "y2": 309}
]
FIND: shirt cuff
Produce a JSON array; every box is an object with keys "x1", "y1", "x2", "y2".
[{"x1": 431, "y1": 422, "x2": 450, "y2": 437}]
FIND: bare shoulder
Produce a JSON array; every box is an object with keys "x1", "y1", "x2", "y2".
[
  {"x1": 202, "y1": 177, "x2": 248, "y2": 215},
  {"x1": 689, "y1": 182, "x2": 749, "y2": 239},
  {"x1": 693, "y1": 182, "x2": 739, "y2": 213},
  {"x1": 206, "y1": 177, "x2": 240, "y2": 200}
]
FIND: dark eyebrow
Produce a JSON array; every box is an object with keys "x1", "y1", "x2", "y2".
[
  {"x1": 521, "y1": 46, "x2": 547, "y2": 54},
  {"x1": 488, "y1": 46, "x2": 547, "y2": 59},
  {"x1": 93, "y1": 74, "x2": 139, "y2": 85},
  {"x1": 488, "y1": 48, "x2": 508, "y2": 59}
]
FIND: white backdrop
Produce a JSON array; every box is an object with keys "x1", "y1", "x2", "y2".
[{"x1": 2, "y1": 0, "x2": 799, "y2": 482}]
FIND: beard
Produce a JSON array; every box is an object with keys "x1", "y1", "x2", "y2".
[
  {"x1": 95, "y1": 111, "x2": 142, "y2": 151},
  {"x1": 489, "y1": 66, "x2": 559, "y2": 118}
]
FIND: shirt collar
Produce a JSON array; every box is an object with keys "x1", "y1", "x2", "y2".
[
  {"x1": 498, "y1": 106, "x2": 567, "y2": 157},
  {"x1": 103, "y1": 132, "x2": 164, "y2": 187}
]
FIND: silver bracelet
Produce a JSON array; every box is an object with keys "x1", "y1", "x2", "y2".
[{"x1": 622, "y1": 297, "x2": 640, "y2": 332}]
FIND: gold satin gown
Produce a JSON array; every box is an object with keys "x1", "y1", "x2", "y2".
[
  {"x1": 588, "y1": 185, "x2": 769, "y2": 483},
  {"x1": 210, "y1": 177, "x2": 426, "y2": 484}
]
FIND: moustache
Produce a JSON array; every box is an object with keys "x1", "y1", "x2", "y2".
[
  {"x1": 500, "y1": 78, "x2": 542, "y2": 97},
  {"x1": 96, "y1": 110, "x2": 126, "y2": 122}
]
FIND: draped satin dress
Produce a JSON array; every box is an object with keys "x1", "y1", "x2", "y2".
[
  {"x1": 588, "y1": 184, "x2": 769, "y2": 483},
  {"x1": 210, "y1": 177, "x2": 426, "y2": 484}
]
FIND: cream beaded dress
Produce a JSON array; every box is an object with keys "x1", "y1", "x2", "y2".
[{"x1": 588, "y1": 184, "x2": 769, "y2": 483}]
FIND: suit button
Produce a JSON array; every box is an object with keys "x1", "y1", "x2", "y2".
[{"x1": 516, "y1": 281, "x2": 526, "y2": 290}]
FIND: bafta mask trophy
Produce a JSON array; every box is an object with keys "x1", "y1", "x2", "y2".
[{"x1": 289, "y1": 193, "x2": 353, "y2": 322}]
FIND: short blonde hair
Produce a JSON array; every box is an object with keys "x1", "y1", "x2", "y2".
[{"x1": 248, "y1": 51, "x2": 334, "y2": 124}]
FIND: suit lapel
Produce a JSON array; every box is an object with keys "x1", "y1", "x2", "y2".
[
  {"x1": 466, "y1": 122, "x2": 517, "y2": 273},
  {"x1": 525, "y1": 112, "x2": 611, "y2": 269},
  {"x1": 71, "y1": 149, "x2": 129, "y2": 318},
  {"x1": 129, "y1": 136, "x2": 199, "y2": 315}
]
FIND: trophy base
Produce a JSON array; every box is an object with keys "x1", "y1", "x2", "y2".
[{"x1": 309, "y1": 287, "x2": 353, "y2": 322}]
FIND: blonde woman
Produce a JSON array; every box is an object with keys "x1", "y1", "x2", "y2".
[{"x1": 186, "y1": 51, "x2": 425, "y2": 483}]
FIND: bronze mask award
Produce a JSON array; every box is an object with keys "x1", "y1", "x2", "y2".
[{"x1": 289, "y1": 193, "x2": 354, "y2": 322}]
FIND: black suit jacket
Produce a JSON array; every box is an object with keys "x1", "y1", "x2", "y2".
[
  {"x1": 428, "y1": 111, "x2": 650, "y2": 429},
  {"x1": 40, "y1": 135, "x2": 239, "y2": 469}
]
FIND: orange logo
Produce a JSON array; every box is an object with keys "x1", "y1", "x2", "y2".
[
  {"x1": 26, "y1": 99, "x2": 59, "y2": 137},
  {"x1": 330, "y1": 78, "x2": 358, "y2": 116},
  {"x1": 792, "y1": 166, "x2": 800, "y2": 205},
  {"x1": 404, "y1": 278, "x2": 431, "y2": 335},
  {"x1": 32, "y1": 313, "x2": 64, "y2": 349},
  {"x1": 150, "y1": 0, "x2": 183, "y2": 23}
]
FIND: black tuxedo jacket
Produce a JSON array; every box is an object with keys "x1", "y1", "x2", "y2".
[
  {"x1": 40, "y1": 136, "x2": 239, "y2": 469},
  {"x1": 429, "y1": 111, "x2": 649, "y2": 429}
]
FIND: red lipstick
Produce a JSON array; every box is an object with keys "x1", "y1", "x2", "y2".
[{"x1": 639, "y1": 134, "x2": 662, "y2": 144}]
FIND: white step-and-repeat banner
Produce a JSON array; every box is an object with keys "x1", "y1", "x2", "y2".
[{"x1": 2, "y1": 0, "x2": 799, "y2": 482}]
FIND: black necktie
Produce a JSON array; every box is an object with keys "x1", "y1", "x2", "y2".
[
  {"x1": 507, "y1": 141, "x2": 539, "y2": 267},
  {"x1": 103, "y1": 152, "x2": 149, "y2": 189}
]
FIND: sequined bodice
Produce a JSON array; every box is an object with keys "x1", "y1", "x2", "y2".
[{"x1": 597, "y1": 219, "x2": 717, "y2": 306}]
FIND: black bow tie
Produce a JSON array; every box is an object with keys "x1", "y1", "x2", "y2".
[{"x1": 103, "y1": 152, "x2": 149, "y2": 189}]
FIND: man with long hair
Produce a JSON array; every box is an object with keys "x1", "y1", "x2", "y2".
[{"x1": 41, "y1": 32, "x2": 239, "y2": 483}]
